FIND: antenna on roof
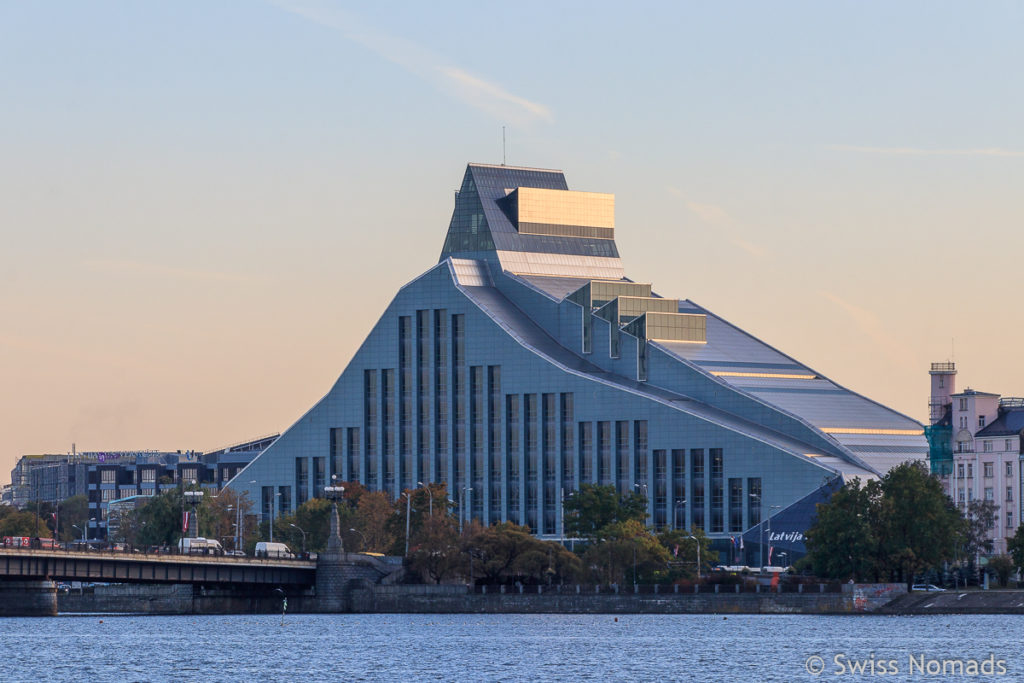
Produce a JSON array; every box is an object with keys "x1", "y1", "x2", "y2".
[{"x1": 502, "y1": 126, "x2": 507, "y2": 165}]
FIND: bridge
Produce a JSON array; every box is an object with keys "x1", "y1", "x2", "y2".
[{"x1": 0, "y1": 548, "x2": 316, "y2": 586}]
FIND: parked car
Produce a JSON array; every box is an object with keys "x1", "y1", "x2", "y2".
[{"x1": 911, "y1": 584, "x2": 945, "y2": 592}]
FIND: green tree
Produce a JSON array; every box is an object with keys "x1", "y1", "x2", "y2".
[
  {"x1": 657, "y1": 526, "x2": 718, "y2": 580},
  {"x1": 963, "y1": 499, "x2": 999, "y2": 559},
  {"x1": 57, "y1": 496, "x2": 89, "y2": 542},
  {"x1": 582, "y1": 519, "x2": 671, "y2": 585},
  {"x1": 804, "y1": 478, "x2": 882, "y2": 581},
  {"x1": 875, "y1": 461, "x2": 964, "y2": 588},
  {"x1": 563, "y1": 484, "x2": 647, "y2": 542},
  {"x1": 1007, "y1": 524, "x2": 1024, "y2": 573},
  {"x1": 407, "y1": 513, "x2": 463, "y2": 583},
  {"x1": 134, "y1": 489, "x2": 184, "y2": 547},
  {"x1": 987, "y1": 554, "x2": 1015, "y2": 587},
  {"x1": 462, "y1": 521, "x2": 582, "y2": 585},
  {"x1": 0, "y1": 506, "x2": 50, "y2": 537}
]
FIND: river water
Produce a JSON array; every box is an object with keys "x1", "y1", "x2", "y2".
[{"x1": 1, "y1": 613, "x2": 1019, "y2": 682}]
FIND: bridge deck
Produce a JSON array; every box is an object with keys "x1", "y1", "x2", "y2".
[{"x1": 0, "y1": 549, "x2": 316, "y2": 586}]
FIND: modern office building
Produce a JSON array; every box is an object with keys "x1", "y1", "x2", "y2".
[
  {"x1": 9, "y1": 435, "x2": 276, "y2": 540},
  {"x1": 228, "y1": 163, "x2": 926, "y2": 563},
  {"x1": 927, "y1": 362, "x2": 1024, "y2": 554}
]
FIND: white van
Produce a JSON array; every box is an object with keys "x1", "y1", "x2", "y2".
[
  {"x1": 178, "y1": 537, "x2": 224, "y2": 555},
  {"x1": 255, "y1": 541, "x2": 294, "y2": 559}
]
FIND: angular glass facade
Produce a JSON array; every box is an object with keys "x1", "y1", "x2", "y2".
[{"x1": 230, "y1": 163, "x2": 927, "y2": 561}]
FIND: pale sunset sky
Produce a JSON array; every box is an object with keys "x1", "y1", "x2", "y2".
[{"x1": 2, "y1": 1, "x2": 1021, "y2": 481}]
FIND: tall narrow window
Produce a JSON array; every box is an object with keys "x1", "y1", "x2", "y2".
[
  {"x1": 691, "y1": 448, "x2": 705, "y2": 530},
  {"x1": 364, "y1": 370, "x2": 378, "y2": 486},
  {"x1": 347, "y1": 427, "x2": 361, "y2": 482},
  {"x1": 615, "y1": 421, "x2": 630, "y2": 494},
  {"x1": 561, "y1": 394, "x2": 575, "y2": 490},
  {"x1": 543, "y1": 393, "x2": 557, "y2": 534},
  {"x1": 671, "y1": 449, "x2": 685, "y2": 528},
  {"x1": 329, "y1": 428, "x2": 344, "y2": 481},
  {"x1": 728, "y1": 478, "x2": 743, "y2": 532},
  {"x1": 506, "y1": 394, "x2": 521, "y2": 519},
  {"x1": 710, "y1": 448, "x2": 724, "y2": 533},
  {"x1": 416, "y1": 310, "x2": 431, "y2": 484},
  {"x1": 748, "y1": 478, "x2": 761, "y2": 528},
  {"x1": 452, "y1": 314, "x2": 466, "y2": 491},
  {"x1": 579, "y1": 422, "x2": 593, "y2": 483},
  {"x1": 654, "y1": 449, "x2": 668, "y2": 527},
  {"x1": 434, "y1": 310, "x2": 448, "y2": 483},
  {"x1": 597, "y1": 421, "x2": 612, "y2": 486},
  {"x1": 488, "y1": 366, "x2": 503, "y2": 521},
  {"x1": 525, "y1": 394, "x2": 539, "y2": 531},
  {"x1": 382, "y1": 369, "x2": 395, "y2": 491},
  {"x1": 399, "y1": 316, "x2": 413, "y2": 490}
]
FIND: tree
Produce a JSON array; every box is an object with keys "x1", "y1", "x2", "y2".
[
  {"x1": 987, "y1": 554, "x2": 1015, "y2": 587},
  {"x1": 804, "y1": 478, "x2": 882, "y2": 582},
  {"x1": 582, "y1": 519, "x2": 671, "y2": 585},
  {"x1": 657, "y1": 527, "x2": 718, "y2": 580},
  {"x1": 198, "y1": 489, "x2": 253, "y2": 550},
  {"x1": 57, "y1": 496, "x2": 89, "y2": 542},
  {"x1": 1007, "y1": 524, "x2": 1024, "y2": 573},
  {"x1": 462, "y1": 521, "x2": 582, "y2": 585},
  {"x1": 0, "y1": 506, "x2": 50, "y2": 537},
  {"x1": 353, "y1": 490, "x2": 397, "y2": 553},
  {"x1": 407, "y1": 513, "x2": 462, "y2": 583},
  {"x1": 963, "y1": 499, "x2": 999, "y2": 559},
  {"x1": 134, "y1": 490, "x2": 184, "y2": 547},
  {"x1": 563, "y1": 484, "x2": 647, "y2": 542}
]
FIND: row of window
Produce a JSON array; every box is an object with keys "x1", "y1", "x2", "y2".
[{"x1": 956, "y1": 462, "x2": 1015, "y2": 479}]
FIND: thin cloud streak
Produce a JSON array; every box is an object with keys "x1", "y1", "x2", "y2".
[
  {"x1": 84, "y1": 259, "x2": 251, "y2": 284},
  {"x1": 826, "y1": 144, "x2": 1024, "y2": 158},
  {"x1": 669, "y1": 188, "x2": 769, "y2": 260},
  {"x1": 271, "y1": 1, "x2": 552, "y2": 124}
]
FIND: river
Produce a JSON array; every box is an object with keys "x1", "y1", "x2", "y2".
[{"x1": 1, "y1": 613, "x2": 1018, "y2": 681}]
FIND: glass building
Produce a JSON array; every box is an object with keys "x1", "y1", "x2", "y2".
[{"x1": 228, "y1": 163, "x2": 927, "y2": 562}]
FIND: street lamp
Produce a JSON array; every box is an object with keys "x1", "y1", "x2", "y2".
[
  {"x1": 402, "y1": 491, "x2": 412, "y2": 557},
  {"x1": 417, "y1": 481, "x2": 433, "y2": 516},
  {"x1": 675, "y1": 498, "x2": 687, "y2": 530},
  {"x1": 459, "y1": 487, "x2": 472, "y2": 534},
  {"x1": 324, "y1": 475, "x2": 346, "y2": 553},
  {"x1": 289, "y1": 524, "x2": 307, "y2": 556},
  {"x1": 72, "y1": 524, "x2": 85, "y2": 546},
  {"x1": 183, "y1": 484, "x2": 204, "y2": 541},
  {"x1": 634, "y1": 483, "x2": 649, "y2": 523},
  {"x1": 270, "y1": 491, "x2": 281, "y2": 543},
  {"x1": 687, "y1": 534, "x2": 702, "y2": 580},
  {"x1": 765, "y1": 505, "x2": 782, "y2": 568},
  {"x1": 348, "y1": 528, "x2": 367, "y2": 552}
]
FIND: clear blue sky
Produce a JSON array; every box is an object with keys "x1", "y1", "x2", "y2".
[{"x1": 2, "y1": 1, "x2": 1021, "y2": 479}]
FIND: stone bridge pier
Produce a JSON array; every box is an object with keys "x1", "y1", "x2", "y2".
[
  {"x1": 0, "y1": 579, "x2": 58, "y2": 616},
  {"x1": 315, "y1": 501, "x2": 403, "y2": 612}
]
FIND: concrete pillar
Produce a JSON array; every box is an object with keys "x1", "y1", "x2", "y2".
[{"x1": 0, "y1": 580, "x2": 57, "y2": 616}]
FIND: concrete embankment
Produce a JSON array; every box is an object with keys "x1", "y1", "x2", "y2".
[
  {"x1": 349, "y1": 583, "x2": 905, "y2": 615},
  {"x1": 58, "y1": 584, "x2": 315, "y2": 615},
  {"x1": 56, "y1": 582, "x2": 907, "y2": 616},
  {"x1": 879, "y1": 590, "x2": 1024, "y2": 614}
]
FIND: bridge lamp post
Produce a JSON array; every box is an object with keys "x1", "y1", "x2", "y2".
[
  {"x1": 183, "y1": 486, "x2": 204, "y2": 541},
  {"x1": 348, "y1": 528, "x2": 366, "y2": 552},
  {"x1": 687, "y1": 535, "x2": 701, "y2": 581},
  {"x1": 289, "y1": 524, "x2": 307, "y2": 556},
  {"x1": 324, "y1": 476, "x2": 346, "y2": 553},
  {"x1": 72, "y1": 524, "x2": 85, "y2": 546}
]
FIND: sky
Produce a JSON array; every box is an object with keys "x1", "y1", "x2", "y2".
[{"x1": 2, "y1": 1, "x2": 1022, "y2": 483}]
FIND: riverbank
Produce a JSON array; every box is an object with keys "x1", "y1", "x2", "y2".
[
  {"x1": 55, "y1": 582, "x2": 905, "y2": 615},
  {"x1": 880, "y1": 589, "x2": 1024, "y2": 614}
]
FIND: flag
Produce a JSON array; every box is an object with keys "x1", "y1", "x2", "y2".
[
  {"x1": 740, "y1": 537, "x2": 744, "y2": 551},
  {"x1": 768, "y1": 545, "x2": 774, "y2": 565},
  {"x1": 182, "y1": 511, "x2": 190, "y2": 534},
  {"x1": 673, "y1": 544, "x2": 679, "y2": 557}
]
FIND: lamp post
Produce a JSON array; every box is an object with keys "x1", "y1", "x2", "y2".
[
  {"x1": 324, "y1": 475, "x2": 346, "y2": 553},
  {"x1": 348, "y1": 527, "x2": 367, "y2": 552},
  {"x1": 459, "y1": 487, "x2": 472, "y2": 534},
  {"x1": 417, "y1": 481, "x2": 433, "y2": 516},
  {"x1": 765, "y1": 504, "x2": 781, "y2": 568},
  {"x1": 675, "y1": 498, "x2": 687, "y2": 530},
  {"x1": 289, "y1": 524, "x2": 307, "y2": 556},
  {"x1": 402, "y1": 492, "x2": 412, "y2": 557},
  {"x1": 270, "y1": 491, "x2": 281, "y2": 543},
  {"x1": 183, "y1": 485, "x2": 204, "y2": 541},
  {"x1": 72, "y1": 524, "x2": 85, "y2": 546}
]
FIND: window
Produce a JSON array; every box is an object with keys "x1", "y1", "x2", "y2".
[
  {"x1": 957, "y1": 488, "x2": 965, "y2": 503},
  {"x1": 1007, "y1": 486, "x2": 1014, "y2": 502},
  {"x1": 979, "y1": 416, "x2": 986, "y2": 428},
  {"x1": 101, "y1": 488, "x2": 116, "y2": 502},
  {"x1": 984, "y1": 441, "x2": 993, "y2": 453},
  {"x1": 968, "y1": 488, "x2": 974, "y2": 502},
  {"x1": 1008, "y1": 462, "x2": 1014, "y2": 478},
  {"x1": 141, "y1": 469, "x2": 156, "y2": 483},
  {"x1": 984, "y1": 487, "x2": 994, "y2": 501},
  {"x1": 967, "y1": 464, "x2": 973, "y2": 478},
  {"x1": 984, "y1": 462, "x2": 994, "y2": 477},
  {"x1": 959, "y1": 398, "x2": 967, "y2": 411},
  {"x1": 1008, "y1": 510, "x2": 1014, "y2": 528},
  {"x1": 101, "y1": 470, "x2": 116, "y2": 484},
  {"x1": 957, "y1": 464, "x2": 965, "y2": 478},
  {"x1": 1007, "y1": 440, "x2": 1014, "y2": 453}
]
